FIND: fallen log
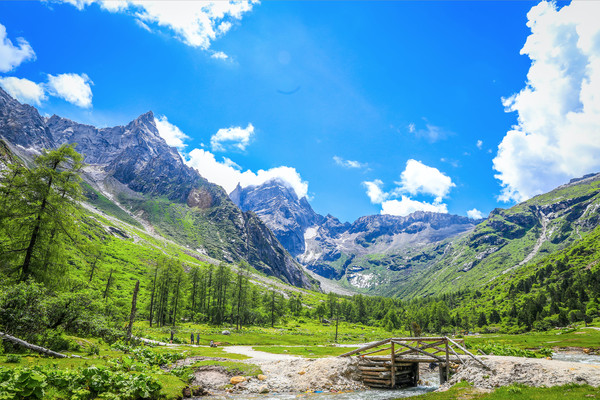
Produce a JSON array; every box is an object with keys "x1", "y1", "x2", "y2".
[{"x1": 1, "y1": 331, "x2": 68, "y2": 358}]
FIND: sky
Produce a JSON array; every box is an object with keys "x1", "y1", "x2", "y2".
[{"x1": 1, "y1": 0, "x2": 599, "y2": 223}]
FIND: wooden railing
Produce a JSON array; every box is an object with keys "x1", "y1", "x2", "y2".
[{"x1": 339, "y1": 337, "x2": 490, "y2": 388}]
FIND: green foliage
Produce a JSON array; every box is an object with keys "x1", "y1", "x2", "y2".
[
  {"x1": 0, "y1": 365, "x2": 162, "y2": 400},
  {"x1": 0, "y1": 144, "x2": 84, "y2": 284},
  {"x1": 4, "y1": 355, "x2": 21, "y2": 364}
]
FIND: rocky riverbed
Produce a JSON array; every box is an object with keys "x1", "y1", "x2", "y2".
[{"x1": 443, "y1": 355, "x2": 600, "y2": 390}]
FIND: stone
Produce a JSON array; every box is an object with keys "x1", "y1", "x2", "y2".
[
  {"x1": 298, "y1": 370, "x2": 306, "y2": 375},
  {"x1": 222, "y1": 330, "x2": 231, "y2": 335},
  {"x1": 230, "y1": 376, "x2": 246, "y2": 385},
  {"x1": 181, "y1": 386, "x2": 192, "y2": 398},
  {"x1": 259, "y1": 385, "x2": 269, "y2": 394},
  {"x1": 257, "y1": 374, "x2": 267, "y2": 381}
]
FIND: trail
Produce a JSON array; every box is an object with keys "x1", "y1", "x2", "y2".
[{"x1": 222, "y1": 345, "x2": 300, "y2": 361}]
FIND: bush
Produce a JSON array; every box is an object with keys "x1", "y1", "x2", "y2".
[{"x1": 5, "y1": 354, "x2": 21, "y2": 363}]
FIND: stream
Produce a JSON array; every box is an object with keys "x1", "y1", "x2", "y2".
[
  {"x1": 552, "y1": 352, "x2": 600, "y2": 365},
  {"x1": 207, "y1": 385, "x2": 437, "y2": 400}
]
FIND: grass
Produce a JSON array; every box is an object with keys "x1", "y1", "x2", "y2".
[
  {"x1": 133, "y1": 319, "x2": 395, "y2": 347},
  {"x1": 402, "y1": 381, "x2": 600, "y2": 400},
  {"x1": 465, "y1": 328, "x2": 600, "y2": 351},
  {"x1": 190, "y1": 360, "x2": 262, "y2": 376}
]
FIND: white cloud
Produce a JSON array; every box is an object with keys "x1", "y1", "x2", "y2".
[
  {"x1": 0, "y1": 24, "x2": 36, "y2": 73},
  {"x1": 333, "y1": 155, "x2": 367, "y2": 169},
  {"x1": 409, "y1": 121, "x2": 451, "y2": 142},
  {"x1": 467, "y1": 208, "x2": 484, "y2": 219},
  {"x1": 493, "y1": 1, "x2": 600, "y2": 202},
  {"x1": 0, "y1": 77, "x2": 46, "y2": 106},
  {"x1": 380, "y1": 196, "x2": 448, "y2": 217},
  {"x1": 46, "y1": 73, "x2": 93, "y2": 108},
  {"x1": 210, "y1": 123, "x2": 254, "y2": 152},
  {"x1": 154, "y1": 115, "x2": 189, "y2": 149},
  {"x1": 186, "y1": 148, "x2": 308, "y2": 198},
  {"x1": 210, "y1": 51, "x2": 229, "y2": 60},
  {"x1": 396, "y1": 159, "x2": 455, "y2": 200},
  {"x1": 56, "y1": 0, "x2": 258, "y2": 50},
  {"x1": 476, "y1": 140, "x2": 483, "y2": 149},
  {"x1": 362, "y1": 180, "x2": 387, "y2": 204}
]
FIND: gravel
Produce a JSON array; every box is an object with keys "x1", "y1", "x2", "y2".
[{"x1": 444, "y1": 355, "x2": 600, "y2": 390}]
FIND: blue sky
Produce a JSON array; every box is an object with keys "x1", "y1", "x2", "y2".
[{"x1": 2, "y1": 0, "x2": 599, "y2": 223}]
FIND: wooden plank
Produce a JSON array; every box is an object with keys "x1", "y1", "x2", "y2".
[
  {"x1": 445, "y1": 341, "x2": 450, "y2": 382},
  {"x1": 391, "y1": 341, "x2": 396, "y2": 388},
  {"x1": 363, "y1": 378, "x2": 391, "y2": 384},
  {"x1": 362, "y1": 356, "x2": 394, "y2": 361},
  {"x1": 358, "y1": 366, "x2": 388, "y2": 372},
  {"x1": 391, "y1": 337, "x2": 447, "y2": 341},
  {"x1": 393, "y1": 340, "x2": 445, "y2": 357},
  {"x1": 447, "y1": 343, "x2": 466, "y2": 365},
  {"x1": 339, "y1": 338, "x2": 391, "y2": 357},
  {"x1": 361, "y1": 345, "x2": 392, "y2": 357},
  {"x1": 393, "y1": 341, "x2": 446, "y2": 362},
  {"x1": 447, "y1": 338, "x2": 490, "y2": 370}
]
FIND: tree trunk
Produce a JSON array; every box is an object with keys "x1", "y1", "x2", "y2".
[
  {"x1": 126, "y1": 280, "x2": 140, "y2": 340},
  {"x1": 149, "y1": 267, "x2": 158, "y2": 327},
  {"x1": 0, "y1": 331, "x2": 67, "y2": 358},
  {"x1": 103, "y1": 269, "x2": 113, "y2": 299}
]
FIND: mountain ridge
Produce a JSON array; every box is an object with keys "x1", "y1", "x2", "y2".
[{"x1": 0, "y1": 87, "x2": 317, "y2": 289}]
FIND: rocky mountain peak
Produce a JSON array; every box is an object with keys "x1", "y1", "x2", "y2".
[{"x1": 230, "y1": 178, "x2": 324, "y2": 256}]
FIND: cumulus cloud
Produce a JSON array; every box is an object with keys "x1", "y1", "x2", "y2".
[
  {"x1": 46, "y1": 73, "x2": 93, "y2": 108},
  {"x1": 362, "y1": 160, "x2": 455, "y2": 217},
  {"x1": 0, "y1": 24, "x2": 36, "y2": 73},
  {"x1": 154, "y1": 115, "x2": 190, "y2": 149},
  {"x1": 55, "y1": 0, "x2": 258, "y2": 50},
  {"x1": 467, "y1": 208, "x2": 484, "y2": 219},
  {"x1": 380, "y1": 196, "x2": 448, "y2": 217},
  {"x1": 396, "y1": 159, "x2": 455, "y2": 201},
  {"x1": 210, "y1": 51, "x2": 229, "y2": 60},
  {"x1": 0, "y1": 77, "x2": 46, "y2": 106},
  {"x1": 186, "y1": 148, "x2": 308, "y2": 198},
  {"x1": 210, "y1": 123, "x2": 254, "y2": 152},
  {"x1": 333, "y1": 156, "x2": 367, "y2": 169},
  {"x1": 476, "y1": 140, "x2": 483, "y2": 149},
  {"x1": 493, "y1": 1, "x2": 600, "y2": 203},
  {"x1": 363, "y1": 180, "x2": 387, "y2": 204}
]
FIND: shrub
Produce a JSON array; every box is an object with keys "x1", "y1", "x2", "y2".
[{"x1": 5, "y1": 354, "x2": 21, "y2": 363}]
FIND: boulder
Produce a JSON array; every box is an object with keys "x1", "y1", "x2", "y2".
[
  {"x1": 230, "y1": 376, "x2": 246, "y2": 385},
  {"x1": 222, "y1": 330, "x2": 231, "y2": 335},
  {"x1": 259, "y1": 385, "x2": 269, "y2": 394}
]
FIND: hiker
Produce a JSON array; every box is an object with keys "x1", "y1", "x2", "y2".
[
  {"x1": 190, "y1": 332, "x2": 194, "y2": 344},
  {"x1": 197, "y1": 333, "x2": 200, "y2": 345},
  {"x1": 170, "y1": 330, "x2": 174, "y2": 343}
]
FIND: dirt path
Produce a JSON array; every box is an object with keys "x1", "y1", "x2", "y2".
[
  {"x1": 221, "y1": 345, "x2": 300, "y2": 361},
  {"x1": 446, "y1": 355, "x2": 600, "y2": 389}
]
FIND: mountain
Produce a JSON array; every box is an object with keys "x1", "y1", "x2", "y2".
[
  {"x1": 0, "y1": 88, "x2": 316, "y2": 289},
  {"x1": 229, "y1": 173, "x2": 600, "y2": 299},
  {"x1": 229, "y1": 181, "x2": 478, "y2": 287},
  {"x1": 230, "y1": 179, "x2": 325, "y2": 256}
]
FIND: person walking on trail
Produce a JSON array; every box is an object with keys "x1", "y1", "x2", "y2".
[
  {"x1": 197, "y1": 333, "x2": 200, "y2": 345},
  {"x1": 170, "y1": 330, "x2": 174, "y2": 343},
  {"x1": 190, "y1": 333, "x2": 194, "y2": 344}
]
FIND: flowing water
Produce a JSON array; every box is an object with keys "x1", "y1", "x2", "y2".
[
  {"x1": 207, "y1": 385, "x2": 437, "y2": 400},
  {"x1": 552, "y1": 352, "x2": 600, "y2": 365}
]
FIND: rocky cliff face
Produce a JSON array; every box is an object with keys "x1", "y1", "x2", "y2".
[
  {"x1": 229, "y1": 178, "x2": 478, "y2": 285},
  {"x1": 231, "y1": 180, "x2": 324, "y2": 256},
  {"x1": 0, "y1": 88, "x2": 315, "y2": 289}
]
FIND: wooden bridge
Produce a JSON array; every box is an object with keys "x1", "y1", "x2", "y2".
[{"x1": 339, "y1": 337, "x2": 489, "y2": 389}]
